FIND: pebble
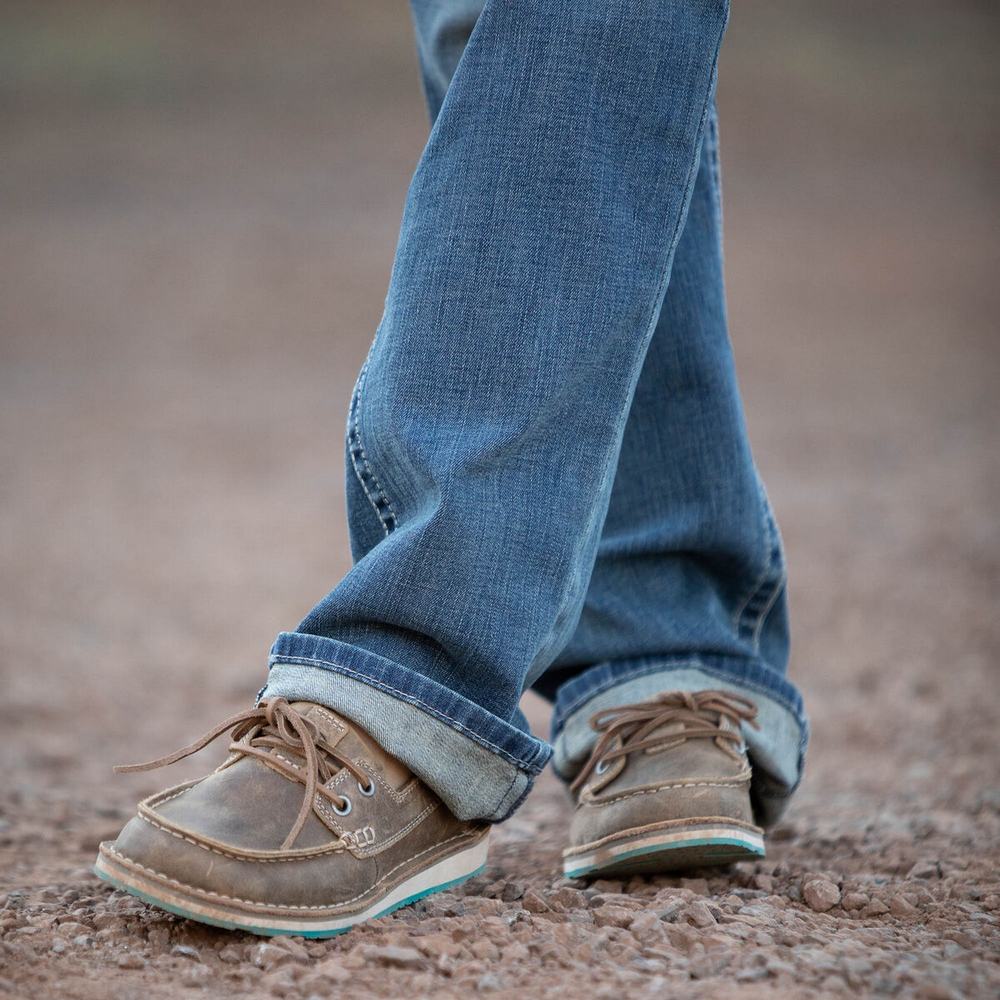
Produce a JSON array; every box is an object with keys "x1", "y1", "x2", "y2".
[
  {"x1": 803, "y1": 879, "x2": 841, "y2": 912},
  {"x1": 115, "y1": 952, "x2": 147, "y2": 970},
  {"x1": 889, "y1": 895, "x2": 919, "y2": 917},
  {"x1": 627, "y1": 911, "x2": 664, "y2": 940},
  {"x1": 171, "y1": 944, "x2": 201, "y2": 961},
  {"x1": 592, "y1": 906, "x2": 634, "y2": 928},
  {"x1": 682, "y1": 901, "x2": 717, "y2": 928},
  {"x1": 253, "y1": 942, "x2": 293, "y2": 970},
  {"x1": 363, "y1": 944, "x2": 425, "y2": 969},
  {"x1": 521, "y1": 890, "x2": 550, "y2": 913},
  {"x1": 841, "y1": 892, "x2": 869, "y2": 912},
  {"x1": 655, "y1": 898, "x2": 687, "y2": 922},
  {"x1": 547, "y1": 886, "x2": 587, "y2": 911}
]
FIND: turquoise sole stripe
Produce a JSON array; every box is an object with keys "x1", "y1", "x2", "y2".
[
  {"x1": 564, "y1": 835, "x2": 764, "y2": 879},
  {"x1": 94, "y1": 863, "x2": 485, "y2": 938}
]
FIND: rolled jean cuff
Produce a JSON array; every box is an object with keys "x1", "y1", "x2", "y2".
[
  {"x1": 550, "y1": 654, "x2": 809, "y2": 828},
  {"x1": 261, "y1": 631, "x2": 552, "y2": 823}
]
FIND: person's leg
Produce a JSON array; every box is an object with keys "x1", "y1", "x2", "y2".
[
  {"x1": 541, "y1": 107, "x2": 808, "y2": 827},
  {"x1": 262, "y1": 0, "x2": 732, "y2": 822}
]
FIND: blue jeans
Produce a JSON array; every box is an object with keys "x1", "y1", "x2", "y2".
[{"x1": 263, "y1": 0, "x2": 808, "y2": 826}]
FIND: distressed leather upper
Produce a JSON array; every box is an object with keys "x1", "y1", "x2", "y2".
[
  {"x1": 105, "y1": 701, "x2": 485, "y2": 913},
  {"x1": 566, "y1": 690, "x2": 760, "y2": 850}
]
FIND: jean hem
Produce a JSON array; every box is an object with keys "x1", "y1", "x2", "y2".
[
  {"x1": 268, "y1": 632, "x2": 551, "y2": 775},
  {"x1": 551, "y1": 651, "x2": 807, "y2": 742}
]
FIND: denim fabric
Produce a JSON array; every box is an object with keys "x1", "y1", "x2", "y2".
[{"x1": 263, "y1": 0, "x2": 808, "y2": 823}]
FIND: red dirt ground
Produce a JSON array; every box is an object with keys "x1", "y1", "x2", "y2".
[{"x1": 2, "y1": 3, "x2": 998, "y2": 997}]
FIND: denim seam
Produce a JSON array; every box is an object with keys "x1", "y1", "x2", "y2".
[
  {"x1": 347, "y1": 359, "x2": 398, "y2": 536},
  {"x1": 268, "y1": 654, "x2": 549, "y2": 774},
  {"x1": 706, "y1": 107, "x2": 724, "y2": 236},
  {"x1": 732, "y1": 479, "x2": 786, "y2": 652},
  {"x1": 751, "y1": 575, "x2": 785, "y2": 649},
  {"x1": 553, "y1": 656, "x2": 803, "y2": 735}
]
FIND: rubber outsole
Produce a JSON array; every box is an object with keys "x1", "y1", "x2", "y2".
[
  {"x1": 563, "y1": 826, "x2": 764, "y2": 879},
  {"x1": 94, "y1": 835, "x2": 489, "y2": 938}
]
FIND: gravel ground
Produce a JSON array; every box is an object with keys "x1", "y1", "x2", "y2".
[{"x1": 2, "y1": 3, "x2": 998, "y2": 998}]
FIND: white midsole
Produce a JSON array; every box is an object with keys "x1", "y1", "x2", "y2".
[
  {"x1": 564, "y1": 825, "x2": 763, "y2": 875},
  {"x1": 97, "y1": 834, "x2": 489, "y2": 933}
]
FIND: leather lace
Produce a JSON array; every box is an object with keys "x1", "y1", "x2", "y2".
[
  {"x1": 570, "y1": 690, "x2": 759, "y2": 795},
  {"x1": 115, "y1": 697, "x2": 372, "y2": 849}
]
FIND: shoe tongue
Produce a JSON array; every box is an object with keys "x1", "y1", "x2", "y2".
[{"x1": 290, "y1": 702, "x2": 411, "y2": 789}]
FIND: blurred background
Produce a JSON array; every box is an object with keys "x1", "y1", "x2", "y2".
[{"x1": 1, "y1": 0, "x2": 998, "y2": 988}]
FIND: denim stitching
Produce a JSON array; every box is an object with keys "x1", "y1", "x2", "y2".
[
  {"x1": 347, "y1": 359, "x2": 398, "y2": 536},
  {"x1": 268, "y1": 655, "x2": 550, "y2": 774},
  {"x1": 706, "y1": 107, "x2": 724, "y2": 235},
  {"x1": 731, "y1": 477, "x2": 786, "y2": 651}
]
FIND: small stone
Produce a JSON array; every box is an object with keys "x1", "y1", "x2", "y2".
[
  {"x1": 364, "y1": 944, "x2": 425, "y2": 969},
  {"x1": 593, "y1": 905, "x2": 633, "y2": 928},
  {"x1": 802, "y1": 879, "x2": 840, "y2": 912},
  {"x1": 655, "y1": 898, "x2": 687, "y2": 923},
  {"x1": 477, "y1": 973, "x2": 503, "y2": 992},
  {"x1": 218, "y1": 944, "x2": 244, "y2": 964},
  {"x1": 499, "y1": 882, "x2": 525, "y2": 902},
  {"x1": 521, "y1": 890, "x2": 550, "y2": 913},
  {"x1": 50, "y1": 938, "x2": 67, "y2": 954},
  {"x1": 907, "y1": 860, "x2": 941, "y2": 880},
  {"x1": 889, "y1": 894, "x2": 919, "y2": 917},
  {"x1": 862, "y1": 899, "x2": 889, "y2": 917},
  {"x1": 253, "y1": 942, "x2": 292, "y2": 970},
  {"x1": 841, "y1": 892, "x2": 869, "y2": 911},
  {"x1": 627, "y1": 911, "x2": 664, "y2": 940},
  {"x1": 683, "y1": 901, "x2": 717, "y2": 928},
  {"x1": 171, "y1": 944, "x2": 201, "y2": 961},
  {"x1": 116, "y1": 952, "x2": 147, "y2": 969},
  {"x1": 272, "y1": 937, "x2": 309, "y2": 962},
  {"x1": 470, "y1": 939, "x2": 498, "y2": 961},
  {"x1": 547, "y1": 886, "x2": 587, "y2": 911}
]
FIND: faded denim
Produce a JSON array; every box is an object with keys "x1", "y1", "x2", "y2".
[{"x1": 263, "y1": 0, "x2": 808, "y2": 825}]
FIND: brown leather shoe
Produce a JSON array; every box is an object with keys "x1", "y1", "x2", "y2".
[
  {"x1": 561, "y1": 690, "x2": 764, "y2": 878},
  {"x1": 95, "y1": 698, "x2": 489, "y2": 937}
]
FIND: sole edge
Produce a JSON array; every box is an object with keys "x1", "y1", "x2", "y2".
[{"x1": 94, "y1": 835, "x2": 489, "y2": 938}]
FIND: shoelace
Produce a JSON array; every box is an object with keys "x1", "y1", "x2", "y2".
[
  {"x1": 115, "y1": 697, "x2": 373, "y2": 850},
  {"x1": 570, "y1": 690, "x2": 759, "y2": 795}
]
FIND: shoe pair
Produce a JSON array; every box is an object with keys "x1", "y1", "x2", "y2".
[{"x1": 95, "y1": 690, "x2": 764, "y2": 938}]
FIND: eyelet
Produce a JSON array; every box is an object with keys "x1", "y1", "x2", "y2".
[
  {"x1": 358, "y1": 779, "x2": 376, "y2": 797},
  {"x1": 595, "y1": 759, "x2": 610, "y2": 775},
  {"x1": 333, "y1": 795, "x2": 353, "y2": 816}
]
